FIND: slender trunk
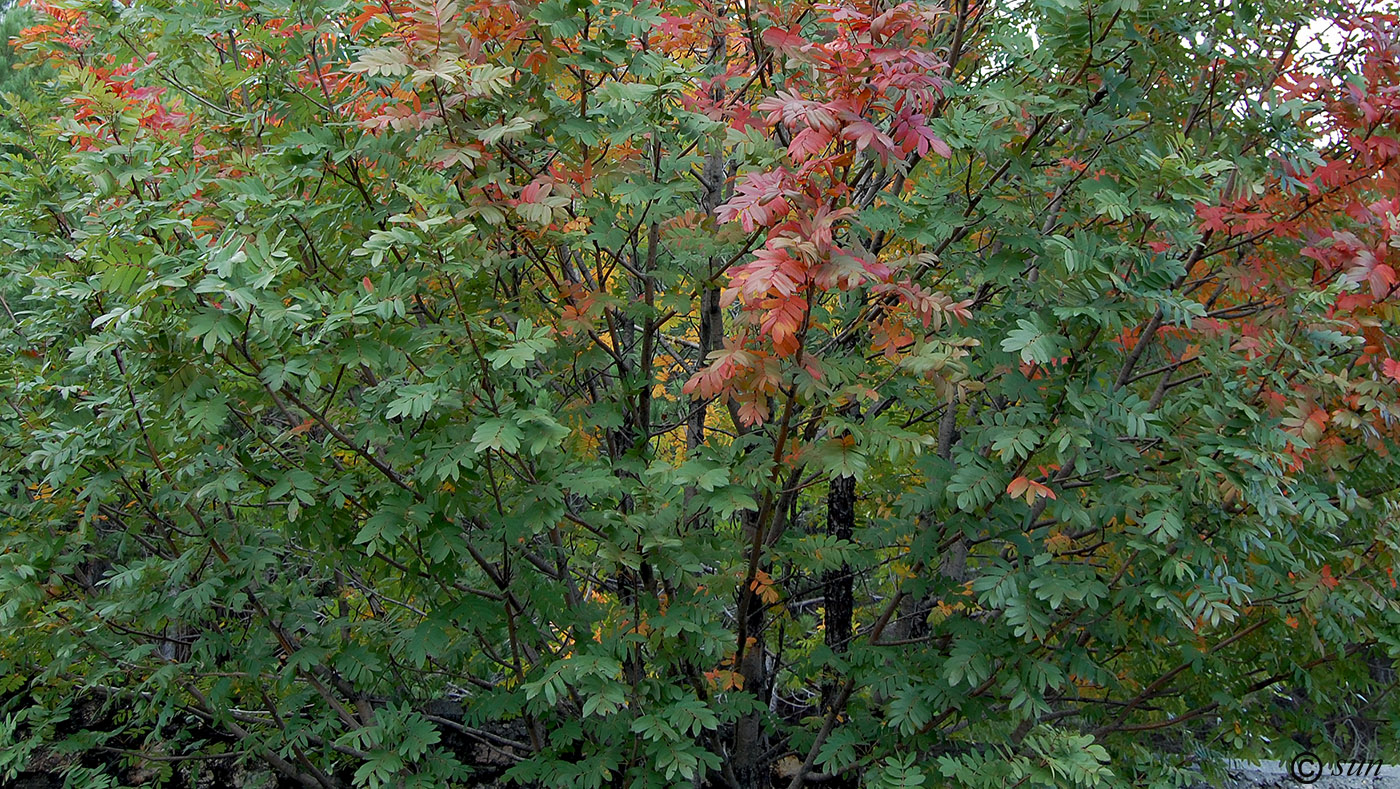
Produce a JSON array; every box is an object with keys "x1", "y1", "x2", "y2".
[
  {"x1": 814, "y1": 476, "x2": 858, "y2": 789},
  {"x1": 733, "y1": 505, "x2": 770, "y2": 788},
  {"x1": 688, "y1": 140, "x2": 726, "y2": 449},
  {"x1": 822, "y1": 475, "x2": 855, "y2": 706},
  {"x1": 688, "y1": 16, "x2": 728, "y2": 452}
]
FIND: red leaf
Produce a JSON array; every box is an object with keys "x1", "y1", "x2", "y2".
[
  {"x1": 761, "y1": 26, "x2": 812, "y2": 55},
  {"x1": 758, "y1": 295, "x2": 807, "y2": 355},
  {"x1": 519, "y1": 178, "x2": 552, "y2": 203},
  {"x1": 788, "y1": 127, "x2": 833, "y2": 161},
  {"x1": 841, "y1": 119, "x2": 897, "y2": 161},
  {"x1": 1383, "y1": 358, "x2": 1400, "y2": 382},
  {"x1": 756, "y1": 91, "x2": 840, "y2": 132},
  {"x1": 682, "y1": 344, "x2": 757, "y2": 399},
  {"x1": 715, "y1": 170, "x2": 794, "y2": 232},
  {"x1": 736, "y1": 395, "x2": 770, "y2": 426},
  {"x1": 727, "y1": 244, "x2": 806, "y2": 302},
  {"x1": 1343, "y1": 244, "x2": 1397, "y2": 300}
]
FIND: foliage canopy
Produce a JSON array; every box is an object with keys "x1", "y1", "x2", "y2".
[{"x1": 2, "y1": 0, "x2": 1400, "y2": 786}]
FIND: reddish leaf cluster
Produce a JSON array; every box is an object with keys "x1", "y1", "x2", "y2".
[{"x1": 685, "y1": 0, "x2": 969, "y2": 422}]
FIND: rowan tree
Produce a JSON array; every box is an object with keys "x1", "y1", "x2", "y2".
[{"x1": 2, "y1": 0, "x2": 1400, "y2": 787}]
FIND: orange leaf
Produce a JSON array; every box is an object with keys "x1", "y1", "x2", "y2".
[
  {"x1": 750, "y1": 570, "x2": 781, "y2": 605},
  {"x1": 1007, "y1": 475, "x2": 1057, "y2": 505}
]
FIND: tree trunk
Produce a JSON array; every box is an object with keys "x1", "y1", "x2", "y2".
[
  {"x1": 823, "y1": 475, "x2": 855, "y2": 683},
  {"x1": 819, "y1": 475, "x2": 857, "y2": 789},
  {"x1": 732, "y1": 507, "x2": 770, "y2": 788}
]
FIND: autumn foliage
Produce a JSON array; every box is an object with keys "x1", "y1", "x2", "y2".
[{"x1": 2, "y1": 0, "x2": 1400, "y2": 787}]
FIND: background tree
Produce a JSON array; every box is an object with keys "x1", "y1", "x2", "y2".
[{"x1": 1, "y1": 0, "x2": 1400, "y2": 787}]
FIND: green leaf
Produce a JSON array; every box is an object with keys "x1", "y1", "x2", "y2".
[
  {"x1": 999, "y1": 318, "x2": 1061, "y2": 364},
  {"x1": 471, "y1": 418, "x2": 523, "y2": 453}
]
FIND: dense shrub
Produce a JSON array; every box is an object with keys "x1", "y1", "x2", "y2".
[{"x1": 2, "y1": 0, "x2": 1400, "y2": 786}]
